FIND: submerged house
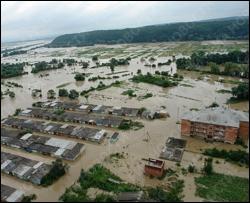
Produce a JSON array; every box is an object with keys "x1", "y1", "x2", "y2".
[
  {"x1": 144, "y1": 158, "x2": 165, "y2": 178},
  {"x1": 181, "y1": 107, "x2": 249, "y2": 144},
  {"x1": 1, "y1": 184, "x2": 24, "y2": 202}
]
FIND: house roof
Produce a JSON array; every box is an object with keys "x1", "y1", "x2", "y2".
[
  {"x1": 117, "y1": 191, "x2": 143, "y2": 202},
  {"x1": 182, "y1": 107, "x2": 249, "y2": 128}
]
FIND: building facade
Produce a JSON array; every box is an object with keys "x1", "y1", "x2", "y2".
[{"x1": 181, "y1": 107, "x2": 249, "y2": 144}]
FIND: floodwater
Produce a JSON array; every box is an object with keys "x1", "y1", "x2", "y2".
[{"x1": 1, "y1": 40, "x2": 249, "y2": 202}]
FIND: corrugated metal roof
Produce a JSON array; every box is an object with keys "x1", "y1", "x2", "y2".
[
  {"x1": 13, "y1": 165, "x2": 31, "y2": 177},
  {"x1": 1, "y1": 160, "x2": 12, "y2": 170},
  {"x1": 33, "y1": 162, "x2": 43, "y2": 169},
  {"x1": 93, "y1": 105, "x2": 102, "y2": 111},
  {"x1": 45, "y1": 138, "x2": 76, "y2": 149},
  {"x1": 44, "y1": 125, "x2": 54, "y2": 131},
  {"x1": 6, "y1": 190, "x2": 24, "y2": 202},
  {"x1": 21, "y1": 109, "x2": 32, "y2": 114},
  {"x1": 20, "y1": 133, "x2": 32, "y2": 140},
  {"x1": 54, "y1": 148, "x2": 66, "y2": 156},
  {"x1": 79, "y1": 105, "x2": 89, "y2": 109}
]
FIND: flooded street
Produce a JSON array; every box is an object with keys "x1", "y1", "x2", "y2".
[{"x1": 1, "y1": 40, "x2": 249, "y2": 202}]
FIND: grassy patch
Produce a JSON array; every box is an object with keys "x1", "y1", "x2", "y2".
[
  {"x1": 203, "y1": 148, "x2": 249, "y2": 166},
  {"x1": 147, "y1": 180, "x2": 184, "y2": 202},
  {"x1": 60, "y1": 164, "x2": 140, "y2": 202},
  {"x1": 195, "y1": 173, "x2": 249, "y2": 202}
]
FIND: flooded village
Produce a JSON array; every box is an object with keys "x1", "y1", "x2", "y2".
[
  {"x1": 1, "y1": 39, "x2": 249, "y2": 202},
  {"x1": 1, "y1": 2, "x2": 249, "y2": 201}
]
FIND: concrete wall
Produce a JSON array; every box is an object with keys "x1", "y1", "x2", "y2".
[
  {"x1": 181, "y1": 119, "x2": 191, "y2": 136},
  {"x1": 239, "y1": 121, "x2": 249, "y2": 144}
]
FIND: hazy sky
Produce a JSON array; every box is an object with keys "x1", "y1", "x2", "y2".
[{"x1": 1, "y1": 1, "x2": 249, "y2": 42}]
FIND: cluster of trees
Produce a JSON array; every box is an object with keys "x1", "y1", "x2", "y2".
[
  {"x1": 48, "y1": 17, "x2": 249, "y2": 47},
  {"x1": 58, "y1": 88, "x2": 79, "y2": 99},
  {"x1": 1, "y1": 90, "x2": 15, "y2": 99},
  {"x1": 80, "y1": 61, "x2": 89, "y2": 69},
  {"x1": 231, "y1": 83, "x2": 249, "y2": 100},
  {"x1": 2, "y1": 50, "x2": 27, "y2": 57},
  {"x1": 74, "y1": 73, "x2": 86, "y2": 81},
  {"x1": 147, "y1": 180, "x2": 184, "y2": 202},
  {"x1": 41, "y1": 159, "x2": 67, "y2": 186},
  {"x1": 80, "y1": 81, "x2": 122, "y2": 96},
  {"x1": 88, "y1": 75, "x2": 109, "y2": 81},
  {"x1": 223, "y1": 62, "x2": 249, "y2": 78},
  {"x1": 1, "y1": 63, "x2": 27, "y2": 78},
  {"x1": 58, "y1": 89, "x2": 69, "y2": 97},
  {"x1": 62, "y1": 58, "x2": 77, "y2": 66},
  {"x1": 31, "y1": 60, "x2": 64, "y2": 73},
  {"x1": 131, "y1": 72, "x2": 179, "y2": 87},
  {"x1": 158, "y1": 59, "x2": 172, "y2": 66},
  {"x1": 203, "y1": 148, "x2": 249, "y2": 166},
  {"x1": 176, "y1": 50, "x2": 249, "y2": 78},
  {"x1": 97, "y1": 57, "x2": 131, "y2": 69},
  {"x1": 177, "y1": 50, "x2": 248, "y2": 68}
]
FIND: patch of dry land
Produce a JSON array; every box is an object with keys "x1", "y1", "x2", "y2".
[{"x1": 1, "y1": 40, "x2": 249, "y2": 202}]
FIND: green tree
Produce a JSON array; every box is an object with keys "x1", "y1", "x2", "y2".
[
  {"x1": 210, "y1": 62, "x2": 220, "y2": 74},
  {"x1": 9, "y1": 91, "x2": 15, "y2": 98},
  {"x1": 203, "y1": 158, "x2": 213, "y2": 175},
  {"x1": 58, "y1": 89, "x2": 69, "y2": 97},
  {"x1": 92, "y1": 55, "x2": 98, "y2": 61},
  {"x1": 47, "y1": 89, "x2": 56, "y2": 99},
  {"x1": 74, "y1": 73, "x2": 85, "y2": 81},
  {"x1": 231, "y1": 83, "x2": 249, "y2": 100},
  {"x1": 110, "y1": 64, "x2": 115, "y2": 73},
  {"x1": 84, "y1": 94, "x2": 89, "y2": 103},
  {"x1": 69, "y1": 89, "x2": 79, "y2": 99},
  {"x1": 81, "y1": 62, "x2": 89, "y2": 69}
]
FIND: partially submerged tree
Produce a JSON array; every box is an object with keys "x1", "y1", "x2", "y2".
[
  {"x1": 47, "y1": 89, "x2": 56, "y2": 99},
  {"x1": 203, "y1": 158, "x2": 213, "y2": 175},
  {"x1": 69, "y1": 89, "x2": 79, "y2": 99}
]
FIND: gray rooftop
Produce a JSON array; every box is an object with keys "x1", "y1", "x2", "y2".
[{"x1": 182, "y1": 107, "x2": 249, "y2": 128}]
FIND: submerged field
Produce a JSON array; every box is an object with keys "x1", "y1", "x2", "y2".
[{"x1": 1, "y1": 40, "x2": 249, "y2": 202}]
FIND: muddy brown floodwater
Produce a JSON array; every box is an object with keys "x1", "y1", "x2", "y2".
[{"x1": 1, "y1": 40, "x2": 249, "y2": 202}]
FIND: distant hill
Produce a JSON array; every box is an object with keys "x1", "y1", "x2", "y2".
[{"x1": 48, "y1": 16, "x2": 249, "y2": 48}]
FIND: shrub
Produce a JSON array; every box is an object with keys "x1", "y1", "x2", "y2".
[
  {"x1": 41, "y1": 159, "x2": 67, "y2": 186},
  {"x1": 69, "y1": 89, "x2": 79, "y2": 99},
  {"x1": 58, "y1": 88, "x2": 69, "y2": 97},
  {"x1": 74, "y1": 73, "x2": 85, "y2": 81},
  {"x1": 188, "y1": 165, "x2": 196, "y2": 173},
  {"x1": 203, "y1": 148, "x2": 249, "y2": 166},
  {"x1": 203, "y1": 158, "x2": 213, "y2": 175}
]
